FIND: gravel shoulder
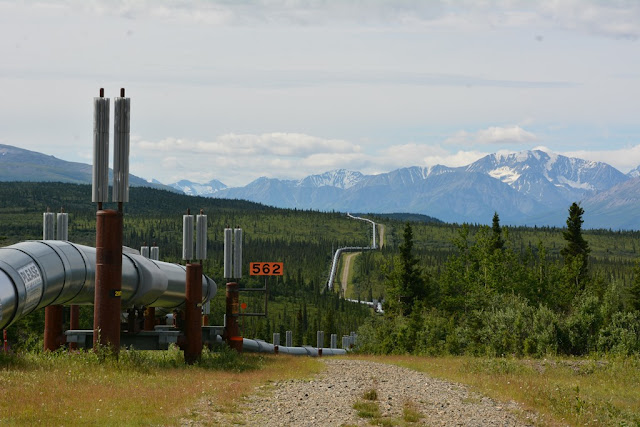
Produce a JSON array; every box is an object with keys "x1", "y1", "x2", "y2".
[{"x1": 182, "y1": 358, "x2": 539, "y2": 426}]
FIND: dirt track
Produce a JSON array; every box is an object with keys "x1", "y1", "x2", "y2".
[
  {"x1": 340, "y1": 252, "x2": 359, "y2": 295},
  {"x1": 183, "y1": 359, "x2": 537, "y2": 426}
]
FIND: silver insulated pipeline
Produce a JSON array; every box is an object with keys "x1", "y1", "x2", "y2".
[{"x1": 0, "y1": 240, "x2": 217, "y2": 330}]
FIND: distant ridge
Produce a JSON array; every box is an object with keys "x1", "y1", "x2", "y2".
[
  {"x1": 0, "y1": 144, "x2": 177, "y2": 192},
  {"x1": 5, "y1": 143, "x2": 640, "y2": 229}
]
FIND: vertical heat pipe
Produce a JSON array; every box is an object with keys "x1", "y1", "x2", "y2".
[
  {"x1": 113, "y1": 88, "x2": 130, "y2": 203},
  {"x1": 92, "y1": 90, "x2": 109, "y2": 204}
]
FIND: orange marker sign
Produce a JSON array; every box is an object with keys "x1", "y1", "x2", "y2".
[{"x1": 250, "y1": 262, "x2": 284, "y2": 276}]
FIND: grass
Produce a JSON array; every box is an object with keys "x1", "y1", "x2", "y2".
[
  {"x1": 402, "y1": 402, "x2": 422, "y2": 423},
  {"x1": 353, "y1": 355, "x2": 640, "y2": 426},
  {"x1": 353, "y1": 388, "x2": 422, "y2": 426},
  {"x1": 0, "y1": 346, "x2": 323, "y2": 425}
]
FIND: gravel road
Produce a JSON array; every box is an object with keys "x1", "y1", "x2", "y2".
[
  {"x1": 183, "y1": 358, "x2": 538, "y2": 426},
  {"x1": 341, "y1": 252, "x2": 359, "y2": 295}
]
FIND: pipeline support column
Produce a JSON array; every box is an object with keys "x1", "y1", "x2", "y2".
[
  {"x1": 44, "y1": 305, "x2": 64, "y2": 351},
  {"x1": 225, "y1": 282, "x2": 242, "y2": 352},
  {"x1": 93, "y1": 209, "x2": 123, "y2": 354},
  {"x1": 69, "y1": 305, "x2": 80, "y2": 350},
  {"x1": 184, "y1": 263, "x2": 203, "y2": 364},
  {"x1": 143, "y1": 307, "x2": 156, "y2": 331}
]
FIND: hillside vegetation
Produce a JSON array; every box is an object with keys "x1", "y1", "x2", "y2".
[
  {"x1": 356, "y1": 209, "x2": 640, "y2": 358},
  {"x1": 2, "y1": 182, "x2": 640, "y2": 358},
  {"x1": 0, "y1": 182, "x2": 372, "y2": 349}
]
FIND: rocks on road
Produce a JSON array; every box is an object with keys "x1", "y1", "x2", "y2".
[{"x1": 183, "y1": 358, "x2": 538, "y2": 426}]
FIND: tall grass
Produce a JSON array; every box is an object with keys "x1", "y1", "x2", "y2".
[
  {"x1": 356, "y1": 355, "x2": 640, "y2": 426},
  {"x1": 0, "y1": 346, "x2": 322, "y2": 425}
]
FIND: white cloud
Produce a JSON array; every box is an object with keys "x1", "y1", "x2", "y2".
[
  {"x1": 131, "y1": 132, "x2": 366, "y2": 186},
  {"x1": 445, "y1": 126, "x2": 537, "y2": 146},
  {"x1": 562, "y1": 145, "x2": 640, "y2": 173},
  {"x1": 130, "y1": 132, "x2": 497, "y2": 187},
  {"x1": 39, "y1": 0, "x2": 640, "y2": 38}
]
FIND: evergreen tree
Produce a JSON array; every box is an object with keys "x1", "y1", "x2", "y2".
[
  {"x1": 629, "y1": 264, "x2": 640, "y2": 311},
  {"x1": 384, "y1": 223, "x2": 425, "y2": 316},
  {"x1": 491, "y1": 212, "x2": 505, "y2": 251},
  {"x1": 561, "y1": 203, "x2": 590, "y2": 290}
]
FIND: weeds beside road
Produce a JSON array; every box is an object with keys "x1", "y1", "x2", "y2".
[
  {"x1": 0, "y1": 346, "x2": 322, "y2": 425},
  {"x1": 360, "y1": 355, "x2": 640, "y2": 426}
]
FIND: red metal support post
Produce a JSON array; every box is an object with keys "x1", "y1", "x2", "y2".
[
  {"x1": 184, "y1": 263, "x2": 203, "y2": 364},
  {"x1": 93, "y1": 209, "x2": 123, "y2": 355},
  {"x1": 143, "y1": 306, "x2": 156, "y2": 331},
  {"x1": 69, "y1": 305, "x2": 79, "y2": 351},
  {"x1": 3, "y1": 329, "x2": 8, "y2": 353},
  {"x1": 44, "y1": 305, "x2": 64, "y2": 351},
  {"x1": 225, "y1": 282, "x2": 242, "y2": 352}
]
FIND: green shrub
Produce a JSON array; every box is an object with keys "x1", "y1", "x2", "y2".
[{"x1": 597, "y1": 311, "x2": 640, "y2": 355}]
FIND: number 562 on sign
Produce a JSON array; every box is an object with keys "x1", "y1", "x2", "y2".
[{"x1": 250, "y1": 262, "x2": 283, "y2": 276}]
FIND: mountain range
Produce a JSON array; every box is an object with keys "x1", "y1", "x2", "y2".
[
  {"x1": 173, "y1": 150, "x2": 640, "y2": 229},
  {"x1": 1, "y1": 143, "x2": 639, "y2": 229}
]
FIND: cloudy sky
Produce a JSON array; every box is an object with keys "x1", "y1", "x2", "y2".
[{"x1": 1, "y1": 1, "x2": 639, "y2": 187}]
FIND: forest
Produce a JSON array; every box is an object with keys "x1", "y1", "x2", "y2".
[
  {"x1": 357, "y1": 207, "x2": 640, "y2": 357},
  {"x1": 1, "y1": 182, "x2": 639, "y2": 356}
]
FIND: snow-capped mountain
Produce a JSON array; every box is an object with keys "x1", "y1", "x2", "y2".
[
  {"x1": 169, "y1": 179, "x2": 227, "y2": 197},
  {"x1": 627, "y1": 165, "x2": 640, "y2": 178},
  {"x1": 165, "y1": 149, "x2": 639, "y2": 228},
  {"x1": 297, "y1": 169, "x2": 364, "y2": 189},
  {"x1": 464, "y1": 150, "x2": 628, "y2": 208}
]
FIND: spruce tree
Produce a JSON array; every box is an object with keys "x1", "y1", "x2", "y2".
[
  {"x1": 561, "y1": 202, "x2": 590, "y2": 289},
  {"x1": 491, "y1": 212, "x2": 505, "y2": 251},
  {"x1": 385, "y1": 222, "x2": 425, "y2": 316}
]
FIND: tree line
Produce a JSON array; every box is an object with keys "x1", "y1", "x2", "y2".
[{"x1": 358, "y1": 203, "x2": 640, "y2": 356}]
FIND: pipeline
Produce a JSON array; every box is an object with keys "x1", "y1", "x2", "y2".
[
  {"x1": 216, "y1": 336, "x2": 347, "y2": 356},
  {"x1": 0, "y1": 240, "x2": 216, "y2": 330},
  {"x1": 326, "y1": 213, "x2": 379, "y2": 290},
  {"x1": 326, "y1": 246, "x2": 371, "y2": 291},
  {"x1": 346, "y1": 213, "x2": 377, "y2": 249}
]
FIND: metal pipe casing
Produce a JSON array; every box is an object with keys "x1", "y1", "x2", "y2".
[
  {"x1": 239, "y1": 338, "x2": 348, "y2": 356},
  {"x1": 331, "y1": 334, "x2": 337, "y2": 349},
  {"x1": 273, "y1": 333, "x2": 280, "y2": 346},
  {"x1": 140, "y1": 246, "x2": 150, "y2": 258},
  {"x1": 223, "y1": 228, "x2": 233, "y2": 279},
  {"x1": 0, "y1": 240, "x2": 216, "y2": 329},
  {"x1": 317, "y1": 331, "x2": 324, "y2": 349},
  {"x1": 0, "y1": 269, "x2": 17, "y2": 329},
  {"x1": 286, "y1": 330, "x2": 292, "y2": 347},
  {"x1": 92, "y1": 96, "x2": 110, "y2": 203},
  {"x1": 43, "y1": 213, "x2": 55, "y2": 240},
  {"x1": 150, "y1": 246, "x2": 159, "y2": 261},
  {"x1": 342, "y1": 336, "x2": 350, "y2": 349},
  {"x1": 182, "y1": 215, "x2": 194, "y2": 261},
  {"x1": 195, "y1": 214, "x2": 207, "y2": 261},
  {"x1": 233, "y1": 228, "x2": 243, "y2": 279},
  {"x1": 56, "y1": 213, "x2": 68, "y2": 241},
  {"x1": 112, "y1": 97, "x2": 130, "y2": 203}
]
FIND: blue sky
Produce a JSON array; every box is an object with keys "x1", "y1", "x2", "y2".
[{"x1": 0, "y1": 1, "x2": 639, "y2": 186}]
